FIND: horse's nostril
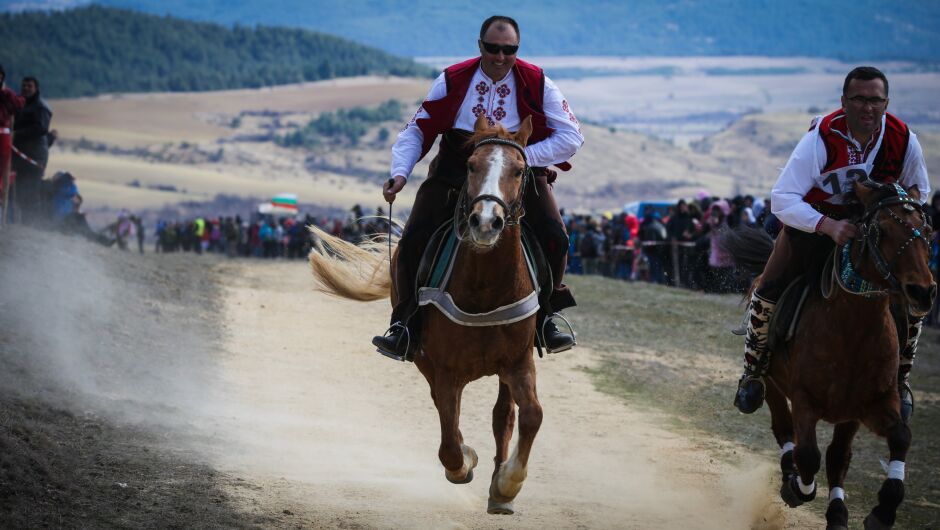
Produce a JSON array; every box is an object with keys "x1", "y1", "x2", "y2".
[
  {"x1": 492, "y1": 216, "x2": 504, "y2": 232},
  {"x1": 468, "y1": 213, "x2": 481, "y2": 228},
  {"x1": 905, "y1": 284, "x2": 935, "y2": 307}
]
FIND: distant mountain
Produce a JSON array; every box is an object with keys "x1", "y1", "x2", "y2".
[
  {"x1": 0, "y1": 6, "x2": 433, "y2": 97},
  {"x1": 13, "y1": 0, "x2": 935, "y2": 62}
]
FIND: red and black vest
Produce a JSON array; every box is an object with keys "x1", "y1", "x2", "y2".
[
  {"x1": 803, "y1": 110, "x2": 910, "y2": 209},
  {"x1": 415, "y1": 57, "x2": 570, "y2": 170}
]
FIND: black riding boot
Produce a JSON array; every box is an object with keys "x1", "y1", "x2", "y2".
[
  {"x1": 372, "y1": 320, "x2": 417, "y2": 362},
  {"x1": 538, "y1": 312, "x2": 576, "y2": 354}
]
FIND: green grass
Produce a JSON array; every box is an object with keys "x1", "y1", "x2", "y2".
[{"x1": 566, "y1": 274, "x2": 940, "y2": 529}]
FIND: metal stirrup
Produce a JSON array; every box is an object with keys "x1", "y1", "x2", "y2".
[
  {"x1": 542, "y1": 312, "x2": 577, "y2": 344},
  {"x1": 380, "y1": 322, "x2": 411, "y2": 362}
]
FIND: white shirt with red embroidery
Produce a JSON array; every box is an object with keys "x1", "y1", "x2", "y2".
[
  {"x1": 391, "y1": 66, "x2": 584, "y2": 179},
  {"x1": 771, "y1": 115, "x2": 930, "y2": 233}
]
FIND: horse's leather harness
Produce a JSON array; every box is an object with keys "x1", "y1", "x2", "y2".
[
  {"x1": 836, "y1": 184, "x2": 931, "y2": 297},
  {"x1": 418, "y1": 137, "x2": 540, "y2": 327}
]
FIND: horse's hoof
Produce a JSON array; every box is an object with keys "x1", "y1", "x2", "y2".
[
  {"x1": 863, "y1": 513, "x2": 892, "y2": 530},
  {"x1": 780, "y1": 475, "x2": 815, "y2": 508},
  {"x1": 487, "y1": 499, "x2": 514, "y2": 515},
  {"x1": 446, "y1": 468, "x2": 473, "y2": 485},
  {"x1": 825, "y1": 498, "x2": 849, "y2": 530}
]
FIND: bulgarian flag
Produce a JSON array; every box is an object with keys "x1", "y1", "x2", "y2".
[{"x1": 259, "y1": 193, "x2": 299, "y2": 215}]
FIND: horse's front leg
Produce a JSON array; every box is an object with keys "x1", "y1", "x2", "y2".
[
  {"x1": 765, "y1": 377, "x2": 796, "y2": 485},
  {"x1": 433, "y1": 373, "x2": 478, "y2": 485},
  {"x1": 863, "y1": 404, "x2": 911, "y2": 529},
  {"x1": 488, "y1": 359, "x2": 542, "y2": 515},
  {"x1": 781, "y1": 398, "x2": 820, "y2": 508},
  {"x1": 824, "y1": 421, "x2": 860, "y2": 530},
  {"x1": 492, "y1": 380, "x2": 515, "y2": 473}
]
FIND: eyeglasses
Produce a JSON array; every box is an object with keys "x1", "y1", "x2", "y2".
[
  {"x1": 481, "y1": 41, "x2": 519, "y2": 56},
  {"x1": 846, "y1": 95, "x2": 888, "y2": 108}
]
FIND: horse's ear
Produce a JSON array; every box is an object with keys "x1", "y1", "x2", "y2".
[
  {"x1": 853, "y1": 181, "x2": 877, "y2": 206},
  {"x1": 514, "y1": 115, "x2": 533, "y2": 146},
  {"x1": 474, "y1": 114, "x2": 489, "y2": 133},
  {"x1": 906, "y1": 185, "x2": 921, "y2": 202}
]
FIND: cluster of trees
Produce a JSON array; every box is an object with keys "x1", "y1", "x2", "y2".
[
  {"x1": 0, "y1": 6, "x2": 433, "y2": 98},
  {"x1": 277, "y1": 100, "x2": 403, "y2": 148}
]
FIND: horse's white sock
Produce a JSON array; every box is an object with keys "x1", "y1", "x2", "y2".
[
  {"x1": 798, "y1": 477, "x2": 815, "y2": 495},
  {"x1": 887, "y1": 460, "x2": 905, "y2": 481},
  {"x1": 779, "y1": 441, "x2": 795, "y2": 456},
  {"x1": 829, "y1": 487, "x2": 846, "y2": 502}
]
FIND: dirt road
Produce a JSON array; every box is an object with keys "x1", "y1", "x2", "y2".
[{"x1": 202, "y1": 260, "x2": 821, "y2": 529}]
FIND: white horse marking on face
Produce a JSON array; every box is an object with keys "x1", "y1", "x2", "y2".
[{"x1": 475, "y1": 147, "x2": 506, "y2": 225}]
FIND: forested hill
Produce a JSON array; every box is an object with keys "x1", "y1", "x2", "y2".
[
  {"x1": 43, "y1": 0, "x2": 940, "y2": 62},
  {"x1": 0, "y1": 6, "x2": 433, "y2": 98}
]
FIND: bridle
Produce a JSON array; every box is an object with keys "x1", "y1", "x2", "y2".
[
  {"x1": 454, "y1": 137, "x2": 531, "y2": 241},
  {"x1": 843, "y1": 183, "x2": 931, "y2": 294}
]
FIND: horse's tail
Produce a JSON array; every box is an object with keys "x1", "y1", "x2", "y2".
[
  {"x1": 308, "y1": 226, "x2": 394, "y2": 301},
  {"x1": 721, "y1": 225, "x2": 775, "y2": 276}
]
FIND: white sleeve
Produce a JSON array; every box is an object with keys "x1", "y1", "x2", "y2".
[
  {"x1": 771, "y1": 129, "x2": 826, "y2": 233},
  {"x1": 390, "y1": 73, "x2": 447, "y2": 180},
  {"x1": 900, "y1": 131, "x2": 930, "y2": 203},
  {"x1": 524, "y1": 75, "x2": 584, "y2": 168}
]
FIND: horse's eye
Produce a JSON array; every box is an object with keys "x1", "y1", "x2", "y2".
[
  {"x1": 467, "y1": 164, "x2": 475, "y2": 173},
  {"x1": 516, "y1": 170, "x2": 523, "y2": 178}
]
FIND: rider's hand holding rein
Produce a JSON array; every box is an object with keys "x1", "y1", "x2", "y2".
[
  {"x1": 817, "y1": 217, "x2": 858, "y2": 246},
  {"x1": 384, "y1": 175, "x2": 407, "y2": 204}
]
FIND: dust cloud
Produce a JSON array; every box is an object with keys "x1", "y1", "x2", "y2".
[
  {"x1": 0, "y1": 227, "x2": 222, "y2": 435},
  {"x1": 0, "y1": 229, "x2": 813, "y2": 527}
]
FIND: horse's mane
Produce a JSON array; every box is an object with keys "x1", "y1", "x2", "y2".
[{"x1": 842, "y1": 182, "x2": 904, "y2": 221}]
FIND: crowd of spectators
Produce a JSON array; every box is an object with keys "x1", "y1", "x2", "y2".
[
  {"x1": 152, "y1": 204, "x2": 391, "y2": 260},
  {"x1": 564, "y1": 194, "x2": 781, "y2": 293}
]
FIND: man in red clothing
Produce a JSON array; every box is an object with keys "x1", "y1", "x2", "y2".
[
  {"x1": 1, "y1": 64, "x2": 26, "y2": 222},
  {"x1": 733, "y1": 67, "x2": 930, "y2": 423},
  {"x1": 373, "y1": 16, "x2": 584, "y2": 361}
]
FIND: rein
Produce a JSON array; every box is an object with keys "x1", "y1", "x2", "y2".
[
  {"x1": 454, "y1": 137, "x2": 531, "y2": 241},
  {"x1": 839, "y1": 183, "x2": 931, "y2": 296}
]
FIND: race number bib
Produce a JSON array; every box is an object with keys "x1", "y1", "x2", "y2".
[
  {"x1": 811, "y1": 115, "x2": 885, "y2": 205},
  {"x1": 814, "y1": 164, "x2": 870, "y2": 204}
]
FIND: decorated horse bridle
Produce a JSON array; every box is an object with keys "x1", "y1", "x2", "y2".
[
  {"x1": 839, "y1": 183, "x2": 932, "y2": 295},
  {"x1": 454, "y1": 137, "x2": 531, "y2": 240}
]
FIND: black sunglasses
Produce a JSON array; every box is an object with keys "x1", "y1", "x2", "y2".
[{"x1": 481, "y1": 41, "x2": 519, "y2": 56}]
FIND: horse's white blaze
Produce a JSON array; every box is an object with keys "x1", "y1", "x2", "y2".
[
  {"x1": 495, "y1": 445, "x2": 527, "y2": 499},
  {"x1": 475, "y1": 147, "x2": 506, "y2": 227}
]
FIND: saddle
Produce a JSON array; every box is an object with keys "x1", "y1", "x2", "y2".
[
  {"x1": 413, "y1": 218, "x2": 551, "y2": 327},
  {"x1": 758, "y1": 249, "x2": 908, "y2": 364}
]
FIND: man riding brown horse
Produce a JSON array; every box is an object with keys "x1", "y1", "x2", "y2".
[
  {"x1": 734, "y1": 66, "x2": 931, "y2": 423},
  {"x1": 374, "y1": 15, "x2": 584, "y2": 361}
]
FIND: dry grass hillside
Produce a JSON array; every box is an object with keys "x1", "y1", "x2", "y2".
[{"x1": 46, "y1": 78, "x2": 940, "y2": 215}]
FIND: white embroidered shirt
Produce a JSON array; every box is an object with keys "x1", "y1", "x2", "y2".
[{"x1": 391, "y1": 66, "x2": 584, "y2": 179}]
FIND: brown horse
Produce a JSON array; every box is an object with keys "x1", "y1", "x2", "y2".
[
  {"x1": 309, "y1": 115, "x2": 542, "y2": 515},
  {"x1": 728, "y1": 182, "x2": 934, "y2": 530}
]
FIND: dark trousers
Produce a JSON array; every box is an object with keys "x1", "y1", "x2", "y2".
[
  {"x1": 391, "y1": 144, "x2": 574, "y2": 328},
  {"x1": 756, "y1": 227, "x2": 834, "y2": 301},
  {"x1": 12, "y1": 161, "x2": 44, "y2": 225}
]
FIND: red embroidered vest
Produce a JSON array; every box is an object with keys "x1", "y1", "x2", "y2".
[
  {"x1": 415, "y1": 57, "x2": 571, "y2": 170},
  {"x1": 802, "y1": 110, "x2": 910, "y2": 209}
]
